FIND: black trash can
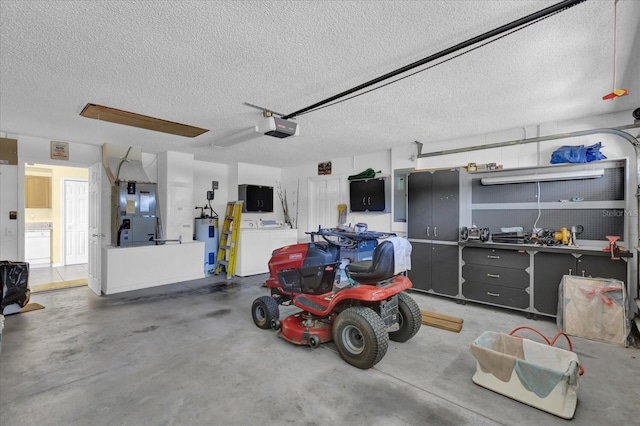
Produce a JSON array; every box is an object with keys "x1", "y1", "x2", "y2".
[{"x1": 0, "y1": 261, "x2": 31, "y2": 314}]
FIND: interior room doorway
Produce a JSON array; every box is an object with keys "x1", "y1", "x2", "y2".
[{"x1": 24, "y1": 163, "x2": 89, "y2": 292}]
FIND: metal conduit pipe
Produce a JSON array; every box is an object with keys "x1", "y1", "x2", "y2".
[{"x1": 416, "y1": 125, "x2": 640, "y2": 158}]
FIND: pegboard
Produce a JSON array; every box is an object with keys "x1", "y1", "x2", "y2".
[{"x1": 472, "y1": 209, "x2": 624, "y2": 241}]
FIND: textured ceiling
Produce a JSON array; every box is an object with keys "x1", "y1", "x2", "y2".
[{"x1": 1, "y1": 0, "x2": 639, "y2": 168}]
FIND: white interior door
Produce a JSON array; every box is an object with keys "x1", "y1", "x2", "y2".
[
  {"x1": 308, "y1": 178, "x2": 340, "y2": 229},
  {"x1": 64, "y1": 179, "x2": 88, "y2": 265},
  {"x1": 88, "y1": 162, "x2": 102, "y2": 295}
]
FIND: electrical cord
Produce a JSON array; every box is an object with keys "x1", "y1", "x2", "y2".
[
  {"x1": 533, "y1": 181, "x2": 542, "y2": 232},
  {"x1": 115, "y1": 146, "x2": 133, "y2": 182},
  {"x1": 509, "y1": 326, "x2": 584, "y2": 376}
]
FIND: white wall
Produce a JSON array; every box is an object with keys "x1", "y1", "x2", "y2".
[
  {"x1": 282, "y1": 149, "x2": 396, "y2": 240},
  {"x1": 2, "y1": 109, "x2": 637, "y2": 267},
  {"x1": 192, "y1": 160, "x2": 230, "y2": 220},
  {"x1": 157, "y1": 151, "x2": 195, "y2": 242},
  {"x1": 0, "y1": 164, "x2": 19, "y2": 260}
]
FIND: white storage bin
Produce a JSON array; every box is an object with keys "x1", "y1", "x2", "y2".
[
  {"x1": 0, "y1": 314, "x2": 4, "y2": 353},
  {"x1": 470, "y1": 331, "x2": 580, "y2": 419}
]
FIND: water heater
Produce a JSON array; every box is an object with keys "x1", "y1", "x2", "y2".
[{"x1": 195, "y1": 217, "x2": 219, "y2": 275}]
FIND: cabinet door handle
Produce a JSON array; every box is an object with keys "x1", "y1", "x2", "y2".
[
  {"x1": 362, "y1": 197, "x2": 366, "y2": 205},
  {"x1": 487, "y1": 273, "x2": 500, "y2": 278},
  {"x1": 434, "y1": 227, "x2": 437, "y2": 237},
  {"x1": 487, "y1": 292, "x2": 500, "y2": 297},
  {"x1": 426, "y1": 226, "x2": 430, "y2": 237},
  {"x1": 367, "y1": 196, "x2": 371, "y2": 205},
  {"x1": 487, "y1": 255, "x2": 500, "y2": 259}
]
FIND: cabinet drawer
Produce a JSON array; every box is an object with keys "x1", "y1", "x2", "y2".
[
  {"x1": 463, "y1": 247, "x2": 529, "y2": 269},
  {"x1": 462, "y1": 281, "x2": 529, "y2": 310},
  {"x1": 462, "y1": 264, "x2": 529, "y2": 289}
]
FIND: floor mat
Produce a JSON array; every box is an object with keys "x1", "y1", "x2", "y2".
[{"x1": 5, "y1": 302, "x2": 45, "y2": 315}]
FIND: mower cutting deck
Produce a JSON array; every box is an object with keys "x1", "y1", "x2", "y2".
[{"x1": 251, "y1": 227, "x2": 421, "y2": 369}]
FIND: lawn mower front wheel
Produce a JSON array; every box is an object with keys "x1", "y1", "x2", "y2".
[
  {"x1": 332, "y1": 306, "x2": 389, "y2": 369},
  {"x1": 251, "y1": 295, "x2": 279, "y2": 329}
]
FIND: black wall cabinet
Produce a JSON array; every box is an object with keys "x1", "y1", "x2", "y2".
[
  {"x1": 349, "y1": 178, "x2": 389, "y2": 212},
  {"x1": 238, "y1": 184, "x2": 273, "y2": 213}
]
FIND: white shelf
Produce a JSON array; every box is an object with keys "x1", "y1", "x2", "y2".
[{"x1": 471, "y1": 201, "x2": 625, "y2": 210}]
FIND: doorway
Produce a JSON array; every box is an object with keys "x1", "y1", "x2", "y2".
[
  {"x1": 63, "y1": 179, "x2": 89, "y2": 265},
  {"x1": 24, "y1": 163, "x2": 89, "y2": 292},
  {"x1": 308, "y1": 178, "x2": 341, "y2": 229}
]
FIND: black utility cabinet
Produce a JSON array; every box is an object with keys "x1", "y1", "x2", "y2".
[
  {"x1": 534, "y1": 251, "x2": 627, "y2": 316},
  {"x1": 238, "y1": 184, "x2": 273, "y2": 212},
  {"x1": 407, "y1": 169, "x2": 460, "y2": 297},
  {"x1": 407, "y1": 169, "x2": 459, "y2": 241},
  {"x1": 462, "y1": 247, "x2": 531, "y2": 311}
]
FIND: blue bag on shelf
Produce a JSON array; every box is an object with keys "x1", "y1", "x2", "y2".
[{"x1": 550, "y1": 142, "x2": 606, "y2": 164}]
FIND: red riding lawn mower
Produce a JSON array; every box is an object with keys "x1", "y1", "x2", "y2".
[{"x1": 251, "y1": 228, "x2": 422, "y2": 369}]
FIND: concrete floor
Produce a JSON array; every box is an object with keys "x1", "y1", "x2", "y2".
[{"x1": 1, "y1": 275, "x2": 638, "y2": 426}]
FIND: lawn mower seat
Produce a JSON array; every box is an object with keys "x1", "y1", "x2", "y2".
[{"x1": 346, "y1": 240, "x2": 395, "y2": 283}]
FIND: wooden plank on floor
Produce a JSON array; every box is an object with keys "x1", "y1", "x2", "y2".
[
  {"x1": 31, "y1": 278, "x2": 87, "y2": 293},
  {"x1": 421, "y1": 310, "x2": 464, "y2": 333},
  {"x1": 421, "y1": 310, "x2": 464, "y2": 324}
]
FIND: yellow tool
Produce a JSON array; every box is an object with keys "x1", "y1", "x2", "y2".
[
  {"x1": 554, "y1": 227, "x2": 570, "y2": 245},
  {"x1": 214, "y1": 201, "x2": 243, "y2": 279},
  {"x1": 337, "y1": 204, "x2": 347, "y2": 226}
]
